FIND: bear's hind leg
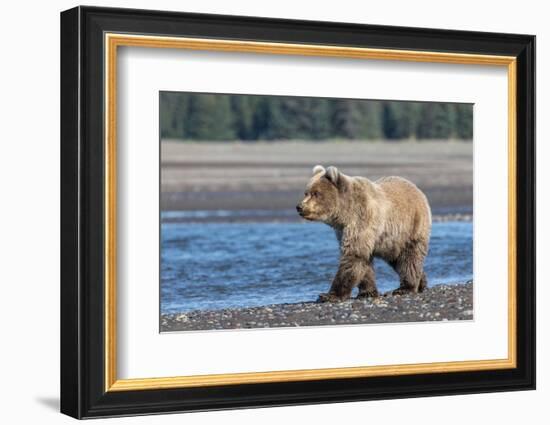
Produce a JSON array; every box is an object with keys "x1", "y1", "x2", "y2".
[
  {"x1": 356, "y1": 262, "x2": 379, "y2": 299},
  {"x1": 391, "y1": 242, "x2": 427, "y2": 295},
  {"x1": 418, "y1": 272, "x2": 428, "y2": 293}
]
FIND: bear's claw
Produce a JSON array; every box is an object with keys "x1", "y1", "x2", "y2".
[
  {"x1": 356, "y1": 289, "x2": 379, "y2": 299},
  {"x1": 392, "y1": 288, "x2": 414, "y2": 296},
  {"x1": 317, "y1": 293, "x2": 342, "y2": 303}
]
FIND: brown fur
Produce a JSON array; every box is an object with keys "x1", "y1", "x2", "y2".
[{"x1": 297, "y1": 165, "x2": 431, "y2": 302}]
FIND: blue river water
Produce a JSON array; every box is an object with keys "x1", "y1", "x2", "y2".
[{"x1": 160, "y1": 211, "x2": 473, "y2": 314}]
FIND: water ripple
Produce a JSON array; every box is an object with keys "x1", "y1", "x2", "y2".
[{"x1": 161, "y1": 221, "x2": 472, "y2": 313}]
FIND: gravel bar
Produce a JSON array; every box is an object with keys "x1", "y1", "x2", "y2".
[{"x1": 161, "y1": 281, "x2": 473, "y2": 332}]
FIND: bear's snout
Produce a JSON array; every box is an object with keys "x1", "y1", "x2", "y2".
[{"x1": 296, "y1": 204, "x2": 304, "y2": 214}]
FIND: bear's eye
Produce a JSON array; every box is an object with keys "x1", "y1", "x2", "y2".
[{"x1": 311, "y1": 191, "x2": 319, "y2": 198}]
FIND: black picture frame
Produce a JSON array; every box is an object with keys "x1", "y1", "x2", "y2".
[{"x1": 61, "y1": 5, "x2": 535, "y2": 419}]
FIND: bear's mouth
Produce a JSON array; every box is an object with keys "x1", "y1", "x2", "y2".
[{"x1": 298, "y1": 210, "x2": 315, "y2": 221}]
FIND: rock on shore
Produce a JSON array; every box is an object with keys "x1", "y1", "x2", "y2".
[{"x1": 161, "y1": 282, "x2": 473, "y2": 332}]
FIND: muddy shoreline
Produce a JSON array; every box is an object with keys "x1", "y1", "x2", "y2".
[{"x1": 161, "y1": 140, "x2": 473, "y2": 212}]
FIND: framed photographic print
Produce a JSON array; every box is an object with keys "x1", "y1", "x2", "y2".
[{"x1": 60, "y1": 6, "x2": 535, "y2": 419}]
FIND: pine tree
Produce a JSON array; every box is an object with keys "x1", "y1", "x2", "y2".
[
  {"x1": 230, "y1": 96, "x2": 255, "y2": 140},
  {"x1": 416, "y1": 103, "x2": 454, "y2": 139},
  {"x1": 454, "y1": 104, "x2": 473, "y2": 139},
  {"x1": 357, "y1": 101, "x2": 383, "y2": 140},
  {"x1": 185, "y1": 94, "x2": 235, "y2": 140},
  {"x1": 259, "y1": 97, "x2": 302, "y2": 140},
  {"x1": 383, "y1": 102, "x2": 419, "y2": 140},
  {"x1": 160, "y1": 92, "x2": 188, "y2": 139},
  {"x1": 331, "y1": 99, "x2": 365, "y2": 139},
  {"x1": 290, "y1": 98, "x2": 331, "y2": 140}
]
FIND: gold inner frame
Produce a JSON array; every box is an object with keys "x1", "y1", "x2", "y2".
[{"x1": 104, "y1": 33, "x2": 517, "y2": 392}]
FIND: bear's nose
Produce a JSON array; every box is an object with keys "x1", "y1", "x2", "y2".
[{"x1": 296, "y1": 205, "x2": 303, "y2": 213}]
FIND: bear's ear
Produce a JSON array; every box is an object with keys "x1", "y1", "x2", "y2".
[
  {"x1": 312, "y1": 165, "x2": 325, "y2": 176},
  {"x1": 325, "y1": 166, "x2": 340, "y2": 186}
]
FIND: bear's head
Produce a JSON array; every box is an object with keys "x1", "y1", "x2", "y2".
[{"x1": 296, "y1": 165, "x2": 343, "y2": 223}]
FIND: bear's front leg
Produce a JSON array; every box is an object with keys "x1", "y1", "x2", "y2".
[{"x1": 318, "y1": 256, "x2": 369, "y2": 303}]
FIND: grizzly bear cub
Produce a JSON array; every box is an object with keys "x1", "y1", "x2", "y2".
[{"x1": 297, "y1": 165, "x2": 431, "y2": 302}]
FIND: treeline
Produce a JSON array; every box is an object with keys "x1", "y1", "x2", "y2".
[{"x1": 160, "y1": 92, "x2": 473, "y2": 141}]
